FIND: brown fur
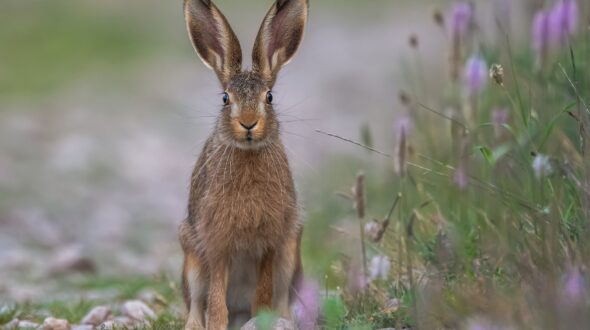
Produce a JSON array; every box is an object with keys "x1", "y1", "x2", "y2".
[{"x1": 180, "y1": 1, "x2": 309, "y2": 329}]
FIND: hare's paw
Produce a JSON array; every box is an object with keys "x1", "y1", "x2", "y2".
[{"x1": 185, "y1": 317, "x2": 205, "y2": 330}]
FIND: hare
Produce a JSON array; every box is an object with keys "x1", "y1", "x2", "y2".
[{"x1": 178, "y1": 0, "x2": 309, "y2": 329}]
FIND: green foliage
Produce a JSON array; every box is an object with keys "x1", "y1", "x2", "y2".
[
  {"x1": 0, "y1": 1, "x2": 175, "y2": 100},
  {"x1": 255, "y1": 311, "x2": 279, "y2": 330},
  {"x1": 0, "y1": 305, "x2": 17, "y2": 325},
  {"x1": 305, "y1": 16, "x2": 590, "y2": 330},
  {"x1": 323, "y1": 296, "x2": 347, "y2": 329}
]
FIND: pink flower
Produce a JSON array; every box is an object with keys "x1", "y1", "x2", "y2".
[
  {"x1": 561, "y1": 266, "x2": 586, "y2": 303},
  {"x1": 347, "y1": 263, "x2": 367, "y2": 295},
  {"x1": 394, "y1": 115, "x2": 413, "y2": 138},
  {"x1": 293, "y1": 279, "x2": 321, "y2": 330},
  {"x1": 533, "y1": 10, "x2": 550, "y2": 55},
  {"x1": 491, "y1": 108, "x2": 509, "y2": 139},
  {"x1": 453, "y1": 163, "x2": 469, "y2": 190},
  {"x1": 549, "y1": 0, "x2": 579, "y2": 46},
  {"x1": 491, "y1": 108, "x2": 509, "y2": 126},
  {"x1": 464, "y1": 55, "x2": 488, "y2": 97},
  {"x1": 451, "y1": 2, "x2": 473, "y2": 38}
]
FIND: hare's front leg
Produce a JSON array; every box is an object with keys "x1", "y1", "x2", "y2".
[
  {"x1": 182, "y1": 252, "x2": 207, "y2": 330},
  {"x1": 273, "y1": 235, "x2": 300, "y2": 320},
  {"x1": 252, "y1": 250, "x2": 275, "y2": 316},
  {"x1": 206, "y1": 256, "x2": 229, "y2": 330}
]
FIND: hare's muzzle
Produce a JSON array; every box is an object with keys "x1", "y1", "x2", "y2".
[
  {"x1": 231, "y1": 114, "x2": 266, "y2": 145},
  {"x1": 239, "y1": 121, "x2": 259, "y2": 141}
]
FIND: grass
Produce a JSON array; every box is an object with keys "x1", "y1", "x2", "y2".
[
  {"x1": 1, "y1": 275, "x2": 184, "y2": 328},
  {"x1": 309, "y1": 8, "x2": 590, "y2": 329},
  {"x1": 0, "y1": 1, "x2": 177, "y2": 101}
]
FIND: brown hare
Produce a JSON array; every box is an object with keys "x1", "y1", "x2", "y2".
[{"x1": 179, "y1": 0, "x2": 309, "y2": 329}]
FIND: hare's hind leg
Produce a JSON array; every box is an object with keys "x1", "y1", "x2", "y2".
[{"x1": 183, "y1": 252, "x2": 208, "y2": 330}]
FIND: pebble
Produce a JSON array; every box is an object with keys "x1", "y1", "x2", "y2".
[
  {"x1": 80, "y1": 306, "x2": 111, "y2": 326},
  {"x1": 96, "y1": 321, "x2": 115, "y2": 330},
  {"x1": 18, "y1": 320, "x2": 41, "y2": 329},
  {"x1": 41, "y1": 317, "x2": 70, "y2": 330},
  {"x1": 240, "y1": 318, "x2": 295, "y2": 330},
  {"x1": 71, "y1": 325, "x2": 93, "y2": 330},
  {"x1": 97, "y1": 317, "x2": 135, "y2": 330},
  {"x1": 121, "y1": 300, "x2": 155, "y2": 321}
]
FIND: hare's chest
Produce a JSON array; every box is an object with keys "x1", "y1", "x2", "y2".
[
  {"x1": 200, "y1": 164, "x2": 295, "y2": 251},
  {"x1": 196, "y1": 146, "x2": 297, "y2": 250}
]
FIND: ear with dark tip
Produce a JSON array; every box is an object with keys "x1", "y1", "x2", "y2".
[
  {"x1": 184, "y1": 0, "x2": 242, "y2": 86},
  {"x1": 252, "y1": 0, "x2": 309, "y2": 86}
]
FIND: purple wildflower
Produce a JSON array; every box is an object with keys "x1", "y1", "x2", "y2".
[
  {"x1": 463, "y1": 55, "x2": 488, "y2": 97},
  {"x1": 347, "y1": 263, "x2": 367, "y2": 295},
  {"x1": 293, "y1": 279, "x2": 321, "y2": 330},
  {"x1": 449, "y1": 2, "x2": 473, "y2": 81},
  {"x1": 491, "y1": 108, "x2": 509, "y2": 126},
  {"x1": 453, "y1": 163, "x2": 469, "y2": 190},
  {"x1": 394, "y1": 115, "x2": 413, "y2": 137},
  {"x1": 451, "y1": 2, "x2": 473, "y2": 38},
  {"x1": 491, "y1": 108, "x2": 509, "y2": 139},
  {"x1": 533, "y1": 10, "x2": 550, "y2": 67},
  {"x1": 562, "y1": 266, "x2": 587, "y2": 303},
  {"x1": 549, "y1": 0, "x2": 579, "y2": 46}
]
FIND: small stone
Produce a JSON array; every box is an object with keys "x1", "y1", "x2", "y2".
[
  {"x1": 96, "y1": 321, "x2": 115, "y2": 330},
  {"x1": 98, "y1": 317, "x2": 135, "y2": 330},
  {"x1": 240, "y1": 318, "x2": 295, "y2": 330},
  {"x1": 113, "y1": 317, "x2": 135, "y2": 327},
  {"x1": 41, "y1": 317, "x2": 70, "y2": 330},
  {"x1": 70, "y1": 326, "x2": 93, "y2": 330},
  {"x1": 17, "y1": 320, "x2": 40, "y2": 329},
  {"x1": 80, "y1": 306, "x2": 111, "y2": 326},
  {"x1": 121, "y1": 300, "x2": 155, "y2": 322}
]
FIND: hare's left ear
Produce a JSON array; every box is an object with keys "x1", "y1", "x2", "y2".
[
  {"x1": 184, "y1": 0, "x2": 242, "y2": 87},
  {"x1": 252, "y1": 0, "x2": 309, "y2": 86}
]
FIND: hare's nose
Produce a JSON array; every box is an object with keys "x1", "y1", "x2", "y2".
[{"x1": 240, "y1": 121, "x2": 258, "y2": 131}]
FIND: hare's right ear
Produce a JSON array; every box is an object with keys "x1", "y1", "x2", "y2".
[
  {"x1": 184, "y1": 0, "x2": 242, "y2": 86},
  {"x1": 252, "y1": 0, "x2": 309, "y2": 86}
]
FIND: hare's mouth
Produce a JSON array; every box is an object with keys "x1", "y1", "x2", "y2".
[
  {"x1": 246, "y1": 131, "x2": 254, "y2": 142},
  {"x1": 230, "y1": 117, "x2": 266, "y2": 148}
]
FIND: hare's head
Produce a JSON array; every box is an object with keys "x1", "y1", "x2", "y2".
[{"x1": 184, "y1": 0, "x2": 308, "y2": 150}]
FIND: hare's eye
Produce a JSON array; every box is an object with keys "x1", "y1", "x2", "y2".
[
  {"x1": 266, "y1": 91, "x2": 273, "y2": 104},
  {"x1": 222, "y1": 92, "x2": 230, "y2": 105}
]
